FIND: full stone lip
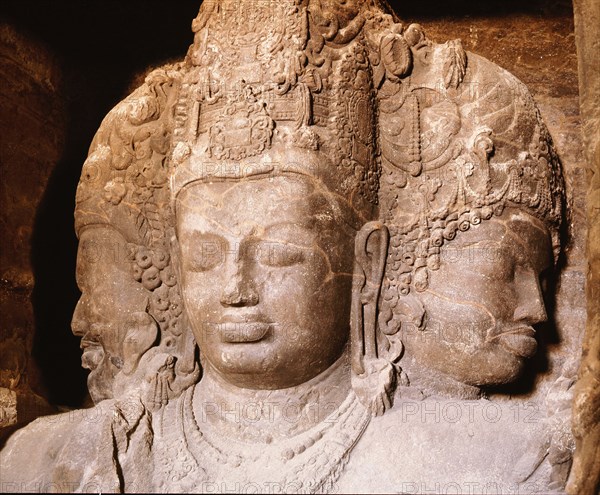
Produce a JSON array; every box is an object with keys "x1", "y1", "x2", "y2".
[
  {"x1": 219, "y1": 322, "x2": 273, "y2": 343},
  {"x1": 495, "y1": 327, "x2": 538, "y2": 358},
  {"x1": 80, "y1": 338, "x2": 101, "y2": 350},
  {"x1": 488, "y1": 325, "x2": 536, "y2": 341},
  {"x1": 499, "y1": 326, "x2": 536, "y2": 338}
]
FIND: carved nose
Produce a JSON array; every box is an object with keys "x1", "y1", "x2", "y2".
[
  {"x1": 513, "y1": 270, "x2": 548, "y2": 325},
  {"x1": 71, "y1": 298, "x2": 88, "y2": 337},
  {"x1": 220, "y1": 272, "x2": 259, "y2": 307}
]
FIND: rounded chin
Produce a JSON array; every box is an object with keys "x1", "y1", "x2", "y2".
[{"x1": 469, "y1": 356, "x2": 527, "y2": 388}]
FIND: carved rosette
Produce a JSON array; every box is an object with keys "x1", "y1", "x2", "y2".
[{"x1": 208, "y1": 97, "x2": 274, "y2": 160}]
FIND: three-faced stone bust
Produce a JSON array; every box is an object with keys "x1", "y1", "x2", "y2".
[{"x1": 0, "y1": 1, "x2": 568, "y2": 493}]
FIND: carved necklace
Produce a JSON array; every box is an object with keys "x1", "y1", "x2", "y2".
[{"x1": 153, "y1": 383, "x2": 371, "y2": 493}]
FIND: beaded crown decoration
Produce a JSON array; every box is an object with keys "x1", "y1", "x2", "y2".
[{"x1": 169, "y1": 0, "x2": 387, "y2": 210}]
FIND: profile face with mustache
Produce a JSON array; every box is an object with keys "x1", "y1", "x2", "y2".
[
  {"x1": 401, "y1": 207, "x2": 552, "y2": 389},
  {"x1": 175, "y1": 173, "x2": 360, "y2": 390},
  {"x1": 71, "y1": 226, "x2": 157, "y2": 402}
]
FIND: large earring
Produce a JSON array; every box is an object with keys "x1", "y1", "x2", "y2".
[
  {"x1": 171, "y1": 237, "x2": 198, "y2": 376},
  {"x1": 351, "y1": 221, "x2": 397, "y2": 416}
]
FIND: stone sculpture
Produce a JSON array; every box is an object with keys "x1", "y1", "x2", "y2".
[{"x1": 1, "y1": 1, "x2": 572, "y2": 493}]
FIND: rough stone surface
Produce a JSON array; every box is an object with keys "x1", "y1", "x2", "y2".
[
  {"x1": 567, "y1": 0, "x2": 600, "y2": 493},
  {"x1": 0, "y1": 23, "x2": 62, "y2": 436},
  {"x1": 0, "y1": 0, "x2": 595, "y2": 493}
]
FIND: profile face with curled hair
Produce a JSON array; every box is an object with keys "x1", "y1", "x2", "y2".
[
  {"x1": 366, "y1": 25, "x2": 565, "y2": 398},
  {"x1": 385, "y1": 208, "x2": 554, "y2": 396},
  {"x1": 71, "y1": 225, "x2": 159, "y2": 403},
  {"x1": 70, "y1": 66, "x2": 199, "y2": 406}
]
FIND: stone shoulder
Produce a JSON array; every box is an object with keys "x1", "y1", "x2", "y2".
[
  {"x1": 0, "y1": 402, "x2": 121, "y2": 493},
  {"x1": 1, "y1": 410, "x2": 78, "y2": 491}
]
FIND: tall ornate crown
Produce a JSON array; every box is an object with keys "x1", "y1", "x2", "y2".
[{"x1": 169, "y1": 0, "x2": 386, "y2": 208}]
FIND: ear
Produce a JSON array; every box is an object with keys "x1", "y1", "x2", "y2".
[{"x1": 351, "y1": 221, "x2": 397, "y2": 416}]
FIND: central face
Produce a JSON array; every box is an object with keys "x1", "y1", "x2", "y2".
[{"x1": 176, "y1": 175, "x2": 355, "y2": 389}]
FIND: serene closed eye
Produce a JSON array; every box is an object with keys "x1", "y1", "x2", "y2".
[
  {"x1": 256, "y1": 242, "x2": 306, "y2": 267},
  {"x1": 186, "y1": 236, "x2": 226, "y2": 272}
]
